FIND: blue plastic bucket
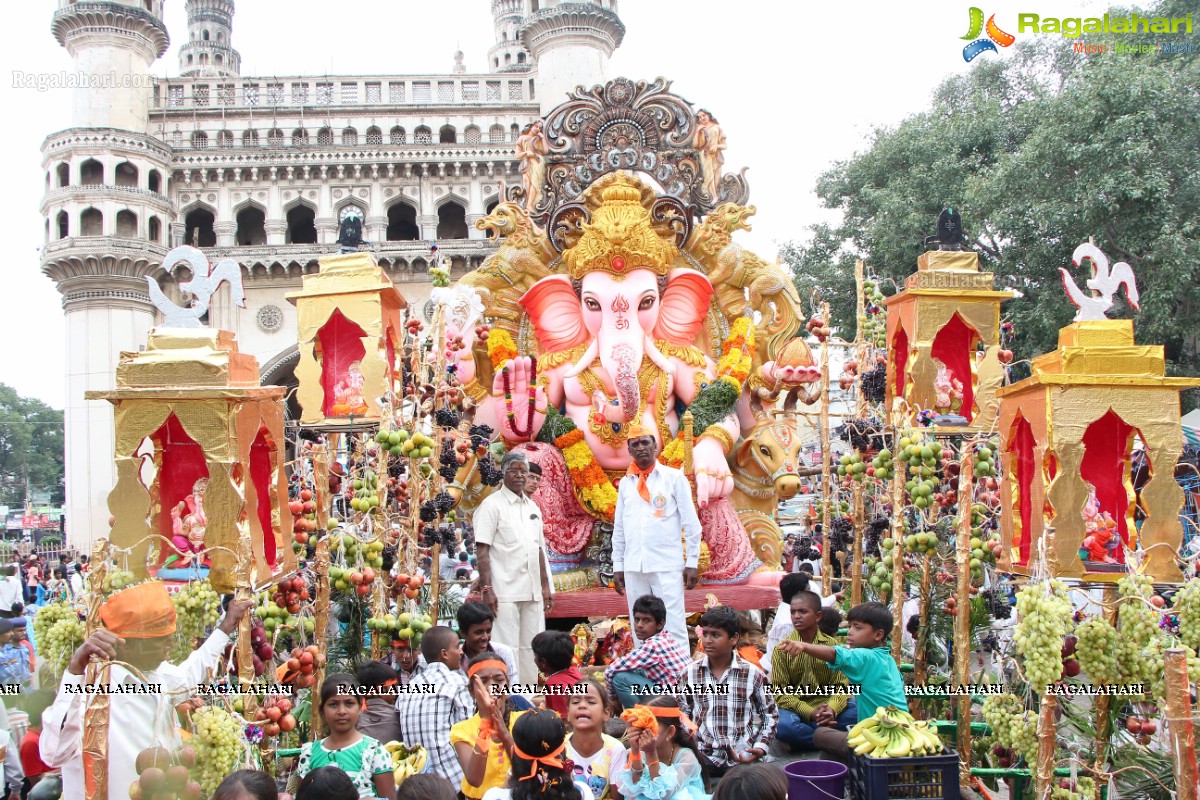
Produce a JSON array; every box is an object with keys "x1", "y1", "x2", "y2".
[{"x1": 784, "y1": 759, "x2": 848, "y2": 800}]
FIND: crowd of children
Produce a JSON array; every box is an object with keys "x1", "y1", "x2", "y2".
[
  {"x1": 264, "y1": 567, "x2": 906, "y2": 800},
  {"x1": 11, "y1": 564, "x2": 905, "y2": 800}
]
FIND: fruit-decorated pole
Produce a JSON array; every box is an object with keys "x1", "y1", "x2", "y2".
[
  {"x1": 82, "y1": 538, "x2": 111, "y2": 800},
  {"x1": 370, "y1": 571, "x2": 388, "y2": 661},
  {"x1": 913, "y1": 553, "x2": 932, "y2": 687},
  {"x1": 312, "y1": 537, "x2": 331, "y2": 739},
  {"x1": 1034, "y1": 694, "x2": 1057, "y2": 800},
  {"x1": 850, "y1": 481, "x2": 864, "y2": 607},
  {"x1": 954, "y1": 441, "x2": 975, "y2": 782},
  {"x1": 1091, "y1": 584, "x2": 1118, "y2": 787},
  {"x1": 888, "y1": 403, "x2": 907, "y2": 664},
  {"x1": 818, "y1": 302, "x2": 833, "y2": 597},
  {"x1": 682, "y1": 410, "x2": 695, "y2": 484},
  {"x1": 312, "y1": 442, "x2": 331, "y2": 533},
  {"x1": 234, "y1": 516, "x2": 258, "y2": 718},
  {"x1": 1165, "y1": 648, "x2": 1198, "y2": 800},
  {"x1": 850, "y1": 261, "x2": 868, "y2": 606}
]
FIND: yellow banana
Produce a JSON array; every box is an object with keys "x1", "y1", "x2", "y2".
[
  {"x1": 860, "y1": 725, "x2": 888, "y2": 748},
  {"x1": 855, "y1": 738, "x2": 876, "y2": 755},
  {"x1": 885, "y1": 733, "x2": 911, "y2": 758}
]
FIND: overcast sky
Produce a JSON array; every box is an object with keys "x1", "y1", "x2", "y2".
[{"x1": 0, "y1": 0, "x2": 1114, "y2": 409}]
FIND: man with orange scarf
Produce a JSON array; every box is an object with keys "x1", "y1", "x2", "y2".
[
  {"x1": 612, "y1": 424, "x2": 702, "y2": 648},
  {"x1": 39, "y1": 580, "x2": 251, "y2": 800}
]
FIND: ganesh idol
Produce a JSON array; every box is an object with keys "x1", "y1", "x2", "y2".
[{"x1": 448, "y1": 173, "x2": 813, "y2": 584}]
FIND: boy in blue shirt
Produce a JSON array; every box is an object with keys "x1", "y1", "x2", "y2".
[
  {"x1": 776, "y1": 601, "x2": 907, "y2": 758},
  {"x1": 0, "y1": 619, "x2": 31, "y2": 688}
]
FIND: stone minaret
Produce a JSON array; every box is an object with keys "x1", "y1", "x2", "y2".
[
  {"x1": 489, "y1": 0, "x2": 532, "y2": 73},
  {"x1": 179, "y1": 0, "x2": 241, "y2": 77},
  {"x1": 520, "y1": 0, "x2": 625, "y2": 113},
  {"x1": 44, "y1": 0, "x2": 171, "y2": 547}
]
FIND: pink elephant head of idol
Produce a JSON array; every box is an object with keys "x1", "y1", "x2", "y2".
[{"x1": 519, "y1": 268, "x2": 714, "y2": 423}]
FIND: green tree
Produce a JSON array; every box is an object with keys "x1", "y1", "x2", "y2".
[
  {"x1": 0, "y1": 384, "x2": 64, "y2": 507},
  {"x1": 785, "y1": 0, "x2": 1200, "y2": 407}
]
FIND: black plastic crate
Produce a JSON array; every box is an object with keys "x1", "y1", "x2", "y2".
[{"x1": 848, "y1": 749, "x2": 961, "y2": 800}]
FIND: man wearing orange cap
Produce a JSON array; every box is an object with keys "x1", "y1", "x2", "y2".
[
  {"x1": 612, "y1": 425, "x2": 702, "y2": 647},
  {"x1": 39, "y1": 580, "x2": 251, "y2": 800}
]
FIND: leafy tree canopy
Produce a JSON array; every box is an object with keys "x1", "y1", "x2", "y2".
[
  {"x1": 0, "y1": 384, "x2": 64, "y2": 507},
  {"x1": 784, "y1": 0, "x2": 1199, "y2": 408}
]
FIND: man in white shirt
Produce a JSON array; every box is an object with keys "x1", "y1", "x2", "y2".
[
  {"x1": 612, "y1": 425, "x2": 702, "y2": 647},
  {"x1": 0, "y1": 567, "x2": 22, "y2": 618},
  {"x1": 474, "y1": 450, "x2": 554, "y2": 684},
  {"x1": 40, "y1": 581, "x2": 251, "y2": 800}
]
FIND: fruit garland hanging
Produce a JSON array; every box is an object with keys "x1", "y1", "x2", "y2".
[
  {"x1": 661, "y1": 317, "x2": 755, "y2": 467},
  {"x1": 487, "y1": 328, "x2": 619, "y2": 520}
]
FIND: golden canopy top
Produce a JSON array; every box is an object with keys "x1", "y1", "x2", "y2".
[{"x1": 102, "y1": 327, "x2": 262, "y2": 391}]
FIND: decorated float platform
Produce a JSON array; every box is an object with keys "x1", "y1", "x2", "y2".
[{"x1": 50, "y1": 77, "x2": 1200, "y2": 800}]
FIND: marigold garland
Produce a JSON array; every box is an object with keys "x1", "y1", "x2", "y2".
[
  {"x1": 556, "y1": 428, "x2": 618, "y2": 520},
  {"x1": 487, "y1": 329, "x2": 518, "y2": 371}
]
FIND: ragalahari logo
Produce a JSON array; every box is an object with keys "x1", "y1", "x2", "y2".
[{"x1": 962, "y1": 8, "x2": 1016, "y2": 61}]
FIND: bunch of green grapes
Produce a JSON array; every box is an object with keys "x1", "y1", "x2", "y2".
[
  {"x1": 981, "y1": 694, "x2": 1037, "y2": 765},
  {"x1": 191, "y1": 706, "x2": 245, "y2": 793},
  {"x1": 170, "y1": 580, "x2": 221, "y2": 661},
  {"x1": 1173, "y1": 577, "x2": 1200, "y2": 652},
  {"x1": 1115, "y1": 574, "x2": 1159, "y2": 688},
  {"x1": 1013, "y1": 579, "x2": 1074, "y2": 693},
  {"x1": 1050, "y1": 777, "x2": 1096, "y2": 800},
  {"x1": 1074, "y1": 617, "x2": 1121, "y2": 686},
  {"x1": 99, "y1": 568, "x2": 134, "y2": 595},
  {"x1": 34, "y1": 602, "x2": 84, "y2": 674}
]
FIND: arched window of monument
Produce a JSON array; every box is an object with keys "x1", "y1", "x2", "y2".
[
  {"x1": 291, "y1": 128, "x2": 307, "y2": 147},
  {"x1": 191, "y1": 131, "x2": 209, "y2": 149},
  {"x1": 80, "y1": 207, "x2": 103, "y2": 237},
  {"x1": 57, "y1": 210, "x2": 69, "y2": 239},
  {"x1": 390, "y1": 126, "x2": 406, "y2": 145},
  {"x1": 215, "y1": 55, "x2": 224, "y2": 69},
  {"x1": 437, "y1": 201, "x2": 468, "y2": 240},
  {"x1": 366, "y1": 126, "x2": 382, "y2": 145},
  {"x1": 116, "y1": 209, "x2": 138, "y2": 239},
  {"x1": 148, "y1": 215, "x2": 161, "y2": 243},
  {"x1": 243, "y1": 129, "x2": 259, "y2": 148},
  {"x1": 148, "y1": 169, "x2": 161, "y2": 193},
  {"x1": 286, "y1": 204, "x2": 318, "y2": 245},
  {"x1": 439, "y1": 125, "x2": 457, "y2": 144},
  {"x1": 56, "y1": 162, "x2": 70, "y2": 188},
  {"x1": 342, "y1": 127, "x2": 358, "y2": 146},
  {"x1": 465, "y1": 125, "x2": 481, "y2": 145},
  {"x1": 386, "y1": 202, "x2": 419, "y2": 241},
  {"x1": 184, "y1": 207, "x2": 216, "y2": 247},
  {"x1": 488, "y1": 124, "x2": 505, "y2": 143},
  {"x1": 414, "y1": 126, "x2": 432, "y2": 144},
  {"x1": 203, "y1": 29, "x2": 209, "y2": 41},
  {"x1": 317, "y1": 127, "x2": 333, "y2": 146},
  {"x1": 236, "y1": 206, "x2": 267, "y2": 246},
  {"x1": 80, "y1": 158, "x2": 103, "y2": 185},
  {"x1": 483, "y1": 199, "x2": 499, "y2": 237},
  {"x1": 218, "y1": 130, "x2": 234, "y2": 149}
]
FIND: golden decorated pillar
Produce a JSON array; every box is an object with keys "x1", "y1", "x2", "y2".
[
  {"x1": 87, "y1": 328, "x2": 297, "y2": 593},
  {"x1": 997, "y1": 320, "x2": 1200, "y2": 582},
  {"x1": 884, "y1": 248, "x2": 1013, "y2": 432},
  {"x1": 287, "y1": 251, "x2": 407, "y2": 428}
]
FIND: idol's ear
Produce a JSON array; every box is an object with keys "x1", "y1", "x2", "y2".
[
  {"x1": 654, "y1": 268, "x2": 714, "y2": 345},
  {"x1": 519, "y1": 275, "x2": 590, "y2": 353}
]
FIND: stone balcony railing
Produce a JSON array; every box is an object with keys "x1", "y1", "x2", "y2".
[
  {"x1": 41, "y1": 185, "x2": 174, "y2": 215},
  {"x1": 156, "y1": 73, "x2": 539, "y2": 113},
  {"x1": 200, "y1": 239, "x2": 499, "y2": 266}
]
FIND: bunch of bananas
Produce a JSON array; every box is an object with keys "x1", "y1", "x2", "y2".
[
  {"x1": 384, "y1": 741, "x2": 428, "y2": 782},
  {"x1": 847, "y1": 706, "x2": 944, "y2": 758}
]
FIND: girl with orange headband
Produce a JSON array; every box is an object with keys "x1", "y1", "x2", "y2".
[
  {"x1": 451, "y1": 652, "x2": 526, "y2": 799},
  {"x1": 615, "y1": 697, "x2": 709, "y2": 800},
  {"x1": 480, "y1": 708, "x2": 595, "y2": 800}
]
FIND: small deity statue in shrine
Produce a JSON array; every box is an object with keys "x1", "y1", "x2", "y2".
[
  {"x1": 337, "y1": 207, "x2": 367, "y2": 253},
  {"x1": 1080, "y1": 492, "x2": 1120, "y2": 564},
  {"x1": 332, "y1": 360, "x2": 369, "y2": 416},
  {"x1": 166, "y1": 513, "x2": 210, "y2": 568},
  {"x1": 933, "y1": 364, "x2": 964, "y2": 413},
  {"x1": 166, "y1": 477, "x2": 211, "y2": 569}
]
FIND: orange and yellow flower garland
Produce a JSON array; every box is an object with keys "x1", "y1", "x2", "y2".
[
  {"x1": 487, "y1": 329, "x2": 518, "y2": 370},
  {"x1": 556, "y1": 428, "x2": 619, "y2": 520}
]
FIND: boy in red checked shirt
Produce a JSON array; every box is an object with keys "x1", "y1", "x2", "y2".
[{"x1": 533, "y1": 630, "x2": 582, "y2": 717}]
